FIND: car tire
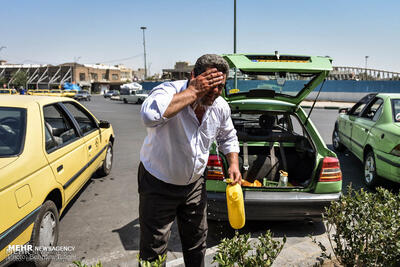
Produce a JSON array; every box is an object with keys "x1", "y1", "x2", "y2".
[
  {"x1": 97, "y1": 141, "x2": 113, "y2": 177},
  {"x1": 29, "y1": 200, "x2": 59, "y2": 267},
  {"x1": 364, "y1": 150, "x2": 380, "y2": 188},
  {"x1": 137, "y1": 98, "x2": 143, "y2": 104},
  {"x1": 332, "y1": 127, "x2": 345, "y2": 152},
  {"x1": 123, "y1": 98, "x2": 128, "y2": 104}
]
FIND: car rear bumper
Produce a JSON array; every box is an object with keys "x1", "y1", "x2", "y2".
[{"x1": 207, "y1": 191, "x2": 341, "y2": 221}]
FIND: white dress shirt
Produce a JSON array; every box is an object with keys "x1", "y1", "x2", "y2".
[{"x1": 140, "y1": 80, "x2": 239, "y2": 185}]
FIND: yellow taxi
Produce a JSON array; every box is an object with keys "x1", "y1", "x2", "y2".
[
  {"x1": 0, "y1": 95, "x2": 114, "y2": 266},
  {"x1": 62, "y1": 90, "x2": 78, "y2": 98},
  {"x1": 0, "y1": 89, "x2": 18, "y2": 95},
  {"x1": 47, "y1": 90, "x2": 63, "y2": 97}
]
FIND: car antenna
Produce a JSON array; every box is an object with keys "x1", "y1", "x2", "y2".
[{"x1": 304, "y1": 78, "x2": 326, "y2": 127}]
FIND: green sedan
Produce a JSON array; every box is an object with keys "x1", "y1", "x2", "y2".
[{"x1": 333, "y1": 93, "x2": 400, "y2": 187}]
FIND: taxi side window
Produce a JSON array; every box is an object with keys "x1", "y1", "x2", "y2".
[
  {"x1": 361, "y1": 98, "x2": 384, "y2": 121},
  {"x1": 62, "y1": 102, "x2": 97, "y2": 135},
  {"x1": 43, "y1": 104, "x2": 79, "y2": 152}
]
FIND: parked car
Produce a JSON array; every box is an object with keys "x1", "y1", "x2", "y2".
[
  {"x1": 0, "y1": 89, "x2": 18, "y2": 95},
  {"x1": 63, "y1": 89, "x2": 78, "y2": 98},
  {"x1": 74, "y1": 90, "x2": 91, "y2": 101},
  {"x1": 0, "y1": 95, "x2": 114, "y2": 266},
  {"x1": 104, "y1": 90, "x2": 117, "y2": 98},
  {"x1": 206, "y1": 53, "x2": 342, "y2": 222},
  {"x1": 120, "y1": 89, "x2": 148, "y2": 104},
  {"x1": 110, "y1": 91, "x2": 121, "y2": 101},
  {"x1": 332, "y1": 93, "x2": 400, "y2": 187},
  {"x1": 48, "y1": 89, "x2": 64, "y2": 97}
]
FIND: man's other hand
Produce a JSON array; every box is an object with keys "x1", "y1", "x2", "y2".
[{"x1": 228, "y1": 165, "x2": 242, "y2": 185}]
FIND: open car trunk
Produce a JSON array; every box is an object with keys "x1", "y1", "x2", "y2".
[{"x1": 232, "y1": 111, "x2": 316, "y2": 189}]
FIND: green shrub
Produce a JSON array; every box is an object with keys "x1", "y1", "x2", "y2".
[
  {"x1": 213, "y1": 230, "x2": 286, "y2": 267},
  {"x1": 137, "y1": 254, "x2": 166, "y2": 267},
  {"x1": 314, "y1": 185, "x2": 400, "y2": 266},
  {"x1": 72, "y1": 260, "x2": 102, "y2": 267}
]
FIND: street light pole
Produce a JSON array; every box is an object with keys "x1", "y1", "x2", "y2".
[
  {"x1": 233, "y1": 0, "x2": 237, "y2": 89},
  {"x1": 365, "y1": 56, "x2": 369, "y2": 80},
  {"x1": 140, "y1": 26, "x2": 147, "y2": 80}
]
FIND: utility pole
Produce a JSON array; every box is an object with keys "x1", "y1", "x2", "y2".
[
  {"x1": 140, "y1": 26, "x2": 147, "y2": 80},
  {"x1": 233, "y1": 0, "x2": 237, "y2": 89}
]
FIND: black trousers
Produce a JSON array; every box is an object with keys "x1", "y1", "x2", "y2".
[{"x1": 138, "y1": 162, "x2": 208, "y2": 267}]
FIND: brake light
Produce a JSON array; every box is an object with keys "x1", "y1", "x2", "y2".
[
  {"x1": 206, "y1": 155, "x2": 225, "y2": 180},
  {"x1": 319, "y1": 157, "x2": 342, "y2": 182},
  {"x1": 390, "y1": 145, "x2": 400, "y2": 156}
]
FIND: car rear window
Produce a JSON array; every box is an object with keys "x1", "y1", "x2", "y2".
[
  {"x1": 392, "y1": 99, "x2": 400, "y2": 122},
  {"x1": 0, "y1": 107, "x2": 26, "y2": 157}
]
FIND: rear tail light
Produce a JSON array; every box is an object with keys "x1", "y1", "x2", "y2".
[
  {"x1": 319, "y1": 157, "x2": 342, "y2": 182},
  {"x1": 206, "y1": 155, "x2": 225, "y2": 180},
  {"x1": 390, "y1": 144, "x2": 400, "y2": 156}
]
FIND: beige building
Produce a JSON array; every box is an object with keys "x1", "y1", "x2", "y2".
[
  {"x1": 162, "y1": 61, "x2": 193, "y2": 80},
  {"x1": 0, "y1": 61, "x2": 134, "y2": 94}
]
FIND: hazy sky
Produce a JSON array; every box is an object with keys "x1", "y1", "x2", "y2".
[{"x1": 1, "y1": 0, "x2": 399, "y2": 75}]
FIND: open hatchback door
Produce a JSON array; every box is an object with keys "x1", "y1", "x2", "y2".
[{"x1": 222, "y1": 53, "x2": 333, "y2": 106}]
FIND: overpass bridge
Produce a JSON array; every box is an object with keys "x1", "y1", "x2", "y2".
[{"x1": 328, "y1": 66, "x2": 400, "y2": 81}]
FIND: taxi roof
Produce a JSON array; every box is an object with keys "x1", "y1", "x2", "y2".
[{"x1": 0, "y1": 95, "x2": 72, "y2": 108}]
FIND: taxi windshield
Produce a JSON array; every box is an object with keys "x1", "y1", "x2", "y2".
[
  {"x1": 225, "y1": 69, "x2": 318, "y2": 97},
  {"x1": 0, "y1": 107, "x2": 26, "y2": 157}
]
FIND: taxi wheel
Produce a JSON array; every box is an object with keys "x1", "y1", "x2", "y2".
[
  {"x1": 30, "y1": 200, "x2": 59, "y2": 267},
  {"x1": 364, "y1": 151, "x2": 380, "y2": 188},
  {"x1": 97, "y1": 142, "x2": 113, "y2": 177}
]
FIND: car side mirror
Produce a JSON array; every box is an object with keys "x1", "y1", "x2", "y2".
[
  {"x1": 99, "y1": 120, "x2": 110, "y2": 129},
  {"x1": 339, "y1": 108, "x2": 349, "y2": 114}
]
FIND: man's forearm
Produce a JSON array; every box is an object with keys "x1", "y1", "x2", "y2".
[
  {"x1": 163, "y1": 88, "x2": 197, "y2": 118},
  {"x1": 226, "y1": 152, "x2": 239, "y2": 168}
]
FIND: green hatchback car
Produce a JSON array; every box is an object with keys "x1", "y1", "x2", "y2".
[
  {"x1": 206, "y1": 54, "x2": 342, "y2": 221},
  {"x1": 332, "y1": 93, "x2": 400, "y2": 187}
]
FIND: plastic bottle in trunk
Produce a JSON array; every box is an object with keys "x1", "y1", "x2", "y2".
[
  {"x1": 226, "y1": 182, "x2": 245, "y2": 229},
  {"x1": 278, "y1": 170, "x2": 288, "y2": 187}
]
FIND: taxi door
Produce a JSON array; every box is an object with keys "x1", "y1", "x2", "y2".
[
  {"x1": 43, "y1": 104, "x2": 88, "y2": 203},
  {"x1": 61, "y1": 102, "x2": 104, "y2": 177}
]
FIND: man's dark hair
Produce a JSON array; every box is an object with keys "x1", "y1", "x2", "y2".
[{"x1": 193, "y1": 54, "x2": 229, "y2": 77}]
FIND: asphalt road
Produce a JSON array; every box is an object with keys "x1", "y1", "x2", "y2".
[{"x1": 47, "y1": 96, "x2": 371, "y2": 266}]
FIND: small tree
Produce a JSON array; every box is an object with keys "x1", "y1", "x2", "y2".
[{"x1": 11, "y1": 71, "x2": 28, "y2": 88}]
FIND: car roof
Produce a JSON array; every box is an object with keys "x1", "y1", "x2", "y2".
[
  {"x1": 376, "y1": 93, "x2": 400, "y2": 99},
  {"x1": 0, "y1": 95, "x2": 75, "y2": 108}
]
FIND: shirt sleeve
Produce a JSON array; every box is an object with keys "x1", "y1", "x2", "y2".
[
  {"x1": 140, "y1": 85, "x2": 174, "y2": 128},
  {"x1": 216, "y1": 106, "x2": 240, "y2": 155}
]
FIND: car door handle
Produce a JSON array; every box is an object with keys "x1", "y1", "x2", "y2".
[
  {"x1": 88, "y1": 145, "x2": 92, "y2": 151},
  {"x1": 57, "y1": 165, "x2": 63, "y2": 172}
]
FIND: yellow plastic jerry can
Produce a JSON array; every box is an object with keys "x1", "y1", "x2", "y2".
[{"x1": 226, "y1": 182, "x2": 245, "y2": 229}]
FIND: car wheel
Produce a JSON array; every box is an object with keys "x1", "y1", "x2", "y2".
[
  {"x1": 364, "y1": 151, "x2": 380, "y2": 188},
  {"x1": 332, "y1": 127, "x2": 345, "y2": 152},
  {"x1": 137, "y1": 98, "x2": 143, "y2": 104},
  {"x1": 30, "y1": 200, "x2": 59, "y2": 267},
  {"x1": 97, "y1": 141, "x2": 113, "y2": 176}
]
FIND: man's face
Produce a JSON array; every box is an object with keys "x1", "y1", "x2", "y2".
[{"x1": 199, "y1": 70, "x2": 226, "y2": 106}]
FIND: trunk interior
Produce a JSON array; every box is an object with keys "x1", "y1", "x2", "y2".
[{"x1": 231, "y1": 111, "x2": 316, "y2": 189}]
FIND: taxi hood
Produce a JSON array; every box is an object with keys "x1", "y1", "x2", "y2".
[{"x1": 222, "y1": 53, "x2": 332, "y2": 106}]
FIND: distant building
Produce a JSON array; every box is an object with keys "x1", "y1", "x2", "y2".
[
  {"x1": 162, "y1": 61, "x2": 193, "y2": 80},
  {"x1": 0, "y1": 61, "x2": 134, "y2": 94},
  {"x1": 132, "y1": 68, "x2": 146, "y2": 81}
]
